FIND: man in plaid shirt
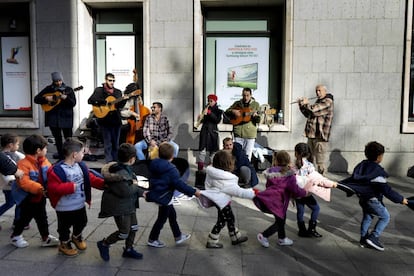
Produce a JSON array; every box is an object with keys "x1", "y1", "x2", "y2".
[
  {"x1": 297, "y1": 84, "x2": 334, "y2": 175},
  {"x1": 134, "y1": 102, "x2": 179, "y2": 160}
]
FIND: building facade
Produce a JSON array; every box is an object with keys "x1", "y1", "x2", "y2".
[{"x1": 0, "y1": 0, "x2": 413, "y2": 176}]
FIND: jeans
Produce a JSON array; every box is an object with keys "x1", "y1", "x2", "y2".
[
  {"x1": 359, "y1": 198, "x2": 390, "y2": 238},
  {"x1": 135, "y1": 140, "x2": 179, "y2": 160},
  {"x1": 296, "y1": 195, "x2": 320, "y2": 222},
  {"x1": 234, "y1": 137, "x2": 255, "y2": 161},
  {"x1": 99, "y1": 125, "x2": 121, "y2": 162},
  {"x1": 149, "y1": 205, "x2": 181, "y2": 241},
  {"x1": 0, "y1": 190, "x2": 16, "y2": 216}
]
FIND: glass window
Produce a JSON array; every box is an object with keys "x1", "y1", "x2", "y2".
[
  {"x1": 0, "y1": 2, "x2": 31, "y2": 118},
  {"x1": 202, "y1": 7, "x2": 284, "y2": 126}
]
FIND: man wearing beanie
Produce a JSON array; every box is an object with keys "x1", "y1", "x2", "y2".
[
  {"x1": 34, "y1": 72, "x2": 76, "y2": 160},
  {"x1": 196, "y1": 94, "x2": 222, "y2": 171}
]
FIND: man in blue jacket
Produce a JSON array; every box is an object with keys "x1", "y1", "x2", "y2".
[{"x1": 223, "y1": 137, "x2": 258, "y2": 188}]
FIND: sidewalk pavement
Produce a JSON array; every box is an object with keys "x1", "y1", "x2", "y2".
[{"x1": 0, "y1": 151, "x2": 414, "y2": 275}]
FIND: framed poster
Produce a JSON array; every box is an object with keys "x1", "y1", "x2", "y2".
[
  {"x1": 215, "y1": 37, "x2": 269, "y2": 110},
  {"x1": 106, "y1": 35, "x2": 135, "y2": 91},
  {"x1": 1, "y1": 36, "x2": 31, "y2": 110}
]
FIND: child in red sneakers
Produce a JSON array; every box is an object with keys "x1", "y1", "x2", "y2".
[
  {"x1": 97, "y1": 143, "x2": 145, "y2": 261},
  {"x1": 254, "y1": 150, "x2": 307, "y2": 248},
  {"x1": 11, "y1": 134, "x2": 59, "y2": 248},
  {"x1": 47, "y1": 139, "x2": 104, "y2": 256}
]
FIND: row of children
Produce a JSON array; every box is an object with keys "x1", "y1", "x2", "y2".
[
  {"x1": 0, "y1": 133, "x2": 412, "y2": 263},
  {"x1": 200, "y1": 141, "x2": 413, "y2": 252}
]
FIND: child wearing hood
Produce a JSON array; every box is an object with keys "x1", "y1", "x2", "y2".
[
  {"x1": 339, "y1": 141, "x2": 409, "y2": 251},
  {"x1": 202, "y1": 150, "x2": 257, "y2": 249},
  {"x1": 146, "y1": 142, "x2": 200, "y2": 248},
  {"x1": 254, "y1": 150, "x2": 307, "y2": 248}
]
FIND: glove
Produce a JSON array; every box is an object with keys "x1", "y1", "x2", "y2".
[{"x1": 253, "y1": 188, "x2": 260, "y2": 195}]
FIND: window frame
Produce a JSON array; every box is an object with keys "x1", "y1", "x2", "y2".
[{"x1": 403, "y1": 0, "x2": 414, "y2": 132}]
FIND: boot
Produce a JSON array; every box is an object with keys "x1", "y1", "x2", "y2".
[
  {"x1": 297, "y1": 221, "x2": 311, "y2": 237},
  {"x1": 308, "y1": 220, "x2": 322, "y2": 238},
  {"x1": 206, "y1": 233, "x2": 223, "y2": 249},
  {"x1": 58, "y1": 241, "x2": 78, "y2": 257},
  {"x1": 229, "y1": 229, "x2": 248, "y2": 245}
]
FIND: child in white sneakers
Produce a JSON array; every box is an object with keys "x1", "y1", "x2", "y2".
[
  {"x1": 47, "y1": 139, "x2": 104, "y2": 256},
  {"x1": 254, "y1": 150, "x2": 307, "y2": 247},
  {"x1": 11, "y1": 134, "x2": 59, "y2": 248}
]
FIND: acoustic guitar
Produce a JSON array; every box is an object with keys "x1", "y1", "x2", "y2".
[
  {"x1": 92, "y1": 90, "x2": 141, "y2": 118},
  {"x1": 41, "y1": 86, "x2": 83, "y2": 112},
  {"x1": 229, "y1": 107, "x2": 276, "y2": 125}
]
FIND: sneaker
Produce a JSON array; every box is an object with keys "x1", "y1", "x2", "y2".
[
  {"x1": 147, "y1": 239, "x2": 166, "y2": 248},
  {"x1": 171, "y1": 197, "x2": 181, "y2": 205},
  {"x1": 97, "y1": 240, "x2": 110, "y2": 261},
  {"x1": 366, "y1": 234, "x2": 384, "y2": 251},
  {"x1": 11, "y1": 235, "x2": 29, "y2": 248},
  {"x1": 257, "y1": 233, "x2": 269, "y2": 248},
  {"x1": 72, "y1": 235, "x2": 87, "y2": 250},
  {"x1": 122, "y1": 247, "x2": 143, "y2": 259},
  {"x1": 278, "y1": 237, "x2": 293, "y2": 246},
  {"x1": 41, "y1": 235, "x2": 59, "y2": 247},
  {"x1": 359, "y1": 235, "x2": 369, "y2": 248},
  {"x1": 179, "y1": 195, "x2": 195, "y2": 201},
  {"x1": 175, "y1": 233, "x2": 191, "y2": 245},
  {"x1": 59, "y1": 242, "x2": 79, "y2": 257}
]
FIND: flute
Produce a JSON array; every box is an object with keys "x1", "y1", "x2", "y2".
[
  {"x1": 194, "y1": 104, "x2": 209, "y2": 129},
  {"x1": 290, "y1": 96, "x2": 318, "y2": 104}
]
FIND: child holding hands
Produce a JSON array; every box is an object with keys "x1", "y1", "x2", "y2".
[
  {"x1": 11, "y1": 134, "x2": 59, "y2": 248},
  {"x1": 254, "y1": 150, "x2": 307, "y2": 247},
  {"x1": 97, "y1": 143, "x2": 146, "y2": 261},
  {"x1": 47, "y1": 139, "x2": 104, "y2": 256},
  {"x1": 293, "y1": 142, "x2": 337, "y2": 238},
  {"x1": 201, "y1": 150, "x2": 257, "y2": 249}
]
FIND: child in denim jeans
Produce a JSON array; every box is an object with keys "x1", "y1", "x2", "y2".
[{"x1": 340, "y1": 141, "x2": 408, "y2": 251}]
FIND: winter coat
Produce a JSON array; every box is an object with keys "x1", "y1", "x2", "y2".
[
  {"x1": 0, "y1": 151, "x2": 24, "y2": 190},
  {"x1": 0, "y1": 151, "x2": 18, "y2": 176},
  {"x1": 199, "y1": 104, "x2": 222, "y2": 152},
  {"x1": 47, "y1": 161, "x2": 104, "y2": 209},
  {"x1": 17, "y1": 155, "x2": 51, "y2": 203},
  {"x1": 202, "y1": 166, "x2": 255, "y2": 209},
  {"x1": 339, "y1": 160, "x2": 404, "y2": 203},
  {"x1": 34, "y1": 83, "x2": 76, "y2": 128},
  {"x1": 99, "y1": 162, "x2": 144, "y2": 218},
  {"x1": 299, "y1": 93, "x2": 334, "y2": 142},
  {"x1": 225, "y1": 99, "x2": 260, "y2": 139},
  {"x1": 254, "y1": 166, "x2": 306, "y2": 219},
  {"x1": 87, "y1": 85, "x2": 126, "y2": 127},
  {"x1": 146, "y1": 158, "x2": 196, "y2": 206}
]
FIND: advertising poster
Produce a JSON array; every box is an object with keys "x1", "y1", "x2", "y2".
[
  {"x1": 215, "y1": 37, "x2": 269, "y2": 110},
  {"x1": 106, "y1": 35, "x2": 135, "y2": 91},
  {"x1": 1, "y1": 36, "x2": 31, "y2": 110}
]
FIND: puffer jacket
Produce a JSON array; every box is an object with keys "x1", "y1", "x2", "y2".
[
  {"x1": 146, "y1": 158, "x2": 196, "y2": 206},
  {"x1": 254, "y1": 166, "x2": 306, "y2": 219},
  {"x1": 202, "y1": 166, "x2": 255, "y2": 209},
  {"x1": 99, "y1": 162, "x2": 144, "y2": 218}
]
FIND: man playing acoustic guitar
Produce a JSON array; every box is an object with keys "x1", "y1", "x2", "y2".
[
  {"x1": 34, "y1": 72, "x2": 76, "y2": 160},
  {"x1": 225, "y1": 87, "x2": 260, "y2": 161},
  {"x1": 88, "y1": 73, "x2": 127, "y2": 162}
]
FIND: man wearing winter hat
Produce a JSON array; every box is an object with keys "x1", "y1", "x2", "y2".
[{"x1": 34, "y1": 72, "x2": 76, "y2": 160}]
